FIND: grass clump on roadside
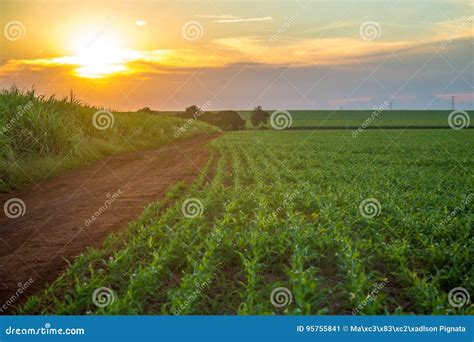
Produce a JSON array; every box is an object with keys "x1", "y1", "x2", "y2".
[{"x1": 0, "y1": 87, "x2": 219, "y2": 192}]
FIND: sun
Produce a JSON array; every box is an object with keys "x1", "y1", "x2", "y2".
[{"x1": 68, "y1": 31, "x2": 132, "y2": 79}]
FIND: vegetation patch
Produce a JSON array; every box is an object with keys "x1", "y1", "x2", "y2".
[{"x1": 0, "y1": 88, "x2": 218, "y2": 191}]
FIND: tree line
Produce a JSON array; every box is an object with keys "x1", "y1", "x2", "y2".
[{"x1": 175, "y1": 105, "x2": 270, "y2": 131}]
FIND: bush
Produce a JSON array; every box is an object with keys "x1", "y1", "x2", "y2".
[
  {"x1": 207, "y1": 110, "x2": 245, "y2": 131},
  {"x1": 175, "y1": 105, "x2": 245, "y2": 131}
]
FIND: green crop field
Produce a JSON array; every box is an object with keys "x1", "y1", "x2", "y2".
[
  {"x1": 238, "y1": 110, "x2": 474, "y2": 129},
  {"x1": 149, "y1": 109, "x2": 474, "y2": 129},
  {"x1": 21, "y1": 129, "x2": 474, "y2": 315}
]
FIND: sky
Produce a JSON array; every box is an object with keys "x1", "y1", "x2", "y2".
[{"x1": 0, "y1": 0, "x2": 473, "y2": 110}]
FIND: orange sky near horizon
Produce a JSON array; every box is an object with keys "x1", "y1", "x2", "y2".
[{"x1": 1, "y1": 0, "x2": 473, "y2": 110}]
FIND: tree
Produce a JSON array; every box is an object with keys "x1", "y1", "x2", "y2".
[
  {"x1": 250, "y1": 106, "x2": 269, "y2": 127},
  {"x1": 176, "y1": 105, "x2": 201, "y2": 119},
  {"x1": 138, "y1": 107, "x2": 153, "y2": 114},
  {"x1": 184, "y1": 105, "x2": 201, "y2": 118}
]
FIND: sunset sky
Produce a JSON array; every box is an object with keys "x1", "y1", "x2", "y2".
[{"x1": 0, "y1": 0, "x2": 472, "y2": 110}]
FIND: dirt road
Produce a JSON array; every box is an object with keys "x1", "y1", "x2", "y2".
[{"x1": 0, "y1": 134, "x2": 220, "y2": 311}]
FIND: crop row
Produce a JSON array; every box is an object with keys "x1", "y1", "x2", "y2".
[{"x1": 21, "y1": 130, "x2": 473, "y2": 314}]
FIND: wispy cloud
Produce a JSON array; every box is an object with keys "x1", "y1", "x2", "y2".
[
  {"x1": 214, "y1": 16, "x2": 272, "y2": 23},
  {"x1": 195, "y1": 14, "x2": 238, "y2": 19},
  {"x1": 299, "y1": 21, "x2": 354, "y2": 34},
  {"x1": 437, "y1": 93, "x2": 474, "y2": 102},
  {"x1": 2, "y1": 34, "x2": 470, "y2": 80}
]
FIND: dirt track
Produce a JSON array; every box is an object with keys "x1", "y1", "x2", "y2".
[{"x1": 0, "y1": 134, "x2": 220, "y2": 311}]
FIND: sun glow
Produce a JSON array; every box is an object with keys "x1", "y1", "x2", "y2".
[{"x1": 68, "y1": 31, "x2": 133, "y2": 79}]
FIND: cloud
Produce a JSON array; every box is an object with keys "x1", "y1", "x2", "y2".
[
  {"x1": 1, "y1": 31, "x2": 471, "y2": 84},
  {"x1": 299, "y1": 21, "x2": 354, "y2": 34},
  {"x1": 195, "y1": 14, "x2": 238, "y2": 19},
  {"x1": 214, "y1": 16, "x2": 272, "y2": 23},
  {"x1": 0, "y1": 35, "x2": 466, "y2": 80},
  {"x1": 437, "y1": 93, "x2": 474, "y2": 102},
  {"x1": 210, "y1": 35, "x2": 414, "y2": 66}
]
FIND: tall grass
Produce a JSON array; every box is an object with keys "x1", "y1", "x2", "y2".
[{"x1": 0, "y1": 87, "x2": 218, "y2": 192}]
